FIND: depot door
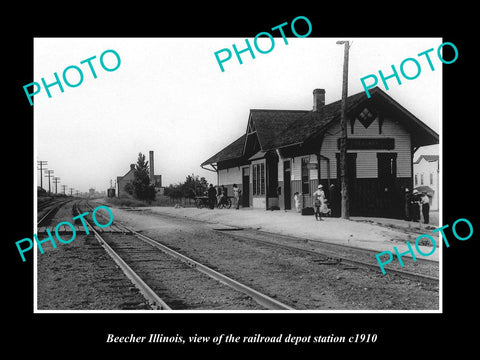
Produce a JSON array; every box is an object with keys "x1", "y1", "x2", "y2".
[
  {"x1": 242, "y1": 167, "x2": 250, "y2": 207},
  {"x1": 283, "y1": 160, "x2": 291, "y2": 210}
]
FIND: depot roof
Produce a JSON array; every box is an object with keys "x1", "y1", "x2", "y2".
[{"x1": 201, "y1": 87, "x2": 439, "y2": 167}]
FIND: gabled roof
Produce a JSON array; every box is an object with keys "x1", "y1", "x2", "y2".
[
  {"x1": 117, "y1": 164, "x2": 136, "y2": 182},
  {"x1": 414, "y1": 155, "x2": 439, "y2": 164},
  {"x1": 201, "y1": 135, "x2": 245, "y2": 167},
  {"x1": 247, "y1": 110, "x2": 315, "y2": 150},
  {"x1": 263, "y1": 90, "x2": 368, "y2": 150},
  {"x1": 201, "y1": 87, "x2": 439, "y2": 167}
]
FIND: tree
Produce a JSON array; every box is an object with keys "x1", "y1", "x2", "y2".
[
  {"x1": 130, "y1": 152, "x2": 156, "y2": 202},
  {"x1": 183, "y1": 174, "x2": 209, "y2": 198},
  {"x1": 164, "y1": 174, "x2": 209, "y2": 199},
  {"x1": 164, "y1": 183, "x2": 183, "y2": 199}
]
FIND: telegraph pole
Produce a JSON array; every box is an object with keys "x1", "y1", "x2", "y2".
[
  {"x1": 53, "y1": 177, "x2": 60, "y2": 194},
  {"x1": 336, "y1": 40, "x2": 350, "y2": 219},
  {"x1": 69, "y1": 188, "x2": 74, "y2": 196},
  {"x1": 61, "y1": 184, "x2": 67, "y2": 195},
  {"x1": 45, "y1": 169, "x2": 54, "y2": 196},
  {"x1": 37, "y1": 160, "x2": 48, "y2": 190}
]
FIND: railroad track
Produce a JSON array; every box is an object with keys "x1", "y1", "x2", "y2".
[
  {"x1": 77, "y1": 201, "x2": 294, "y2": 311},
  {"x1": 97, "y1": 203, "x2": 438, "y2": 284},
  {"x1": 37, "y1": 198, "x2": 73, "y2": 227},
  {"x1": 215, "y1": 228, "x2": 439, "y2": 284}
]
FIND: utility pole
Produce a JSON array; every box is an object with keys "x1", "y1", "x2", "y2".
[
  {"x1": 37, "y1": 160, "x2": 48, "y2": 189},
  {"x1": 69, "y1": 188, "x2": 74, "y2": 196},
  {"x1": 44, "y1": 169, "x2": 54, "y2": 196},
  {"x1": 53, "y1": 177, "x2": 60, "y2": 194},
  {"x1": 61, "y1": 184, "x2": 67, "y2": 195},
  {"x1": 336, "y1": 40, "x2": 350, "y2": 219}
]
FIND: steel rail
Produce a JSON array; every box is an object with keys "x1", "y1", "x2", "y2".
[
  {"x1": 74, "y1": 202, "x2": 171, "y2": 310},
  {"x1": 254, "y1": 227, "x2": 439, "y2": 264},
  {"x1": 97, "y1": 202, "x2": 439, "y2": 268},
  {"x1": 84, "y1": 201, "x2": 294, "y2": 310},
  {"x1": 118, "y1": 222, "x2": 294, "y2": 310},
  {"x1": 37, "y1": 199, "x2": 72, "y2": 227},
  {"x1": 217, "y1": 229, "x2": 440, "y2": 284}
]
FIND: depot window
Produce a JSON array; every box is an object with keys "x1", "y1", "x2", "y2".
[
  {"x1": 301, "y1": 157, "x2": 310, "y2": 194},
  {"x1": 252, "y1": 163, "x2": 265, "y2": 196}
]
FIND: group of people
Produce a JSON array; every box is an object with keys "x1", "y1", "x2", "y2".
[
  {"x1": 206, "y1": 184, "x2": 242, "y2": 209},
  {"x1": 203, "y1": 183, "x2": 431, "y2": 224},
  {"x1": 405, "y1": 188, "x2": 430, "y2": 224}
]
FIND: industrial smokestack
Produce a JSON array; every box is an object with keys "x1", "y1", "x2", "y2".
[{"x1": 149, "y1": 150, "x2": 154, "y2": 183}]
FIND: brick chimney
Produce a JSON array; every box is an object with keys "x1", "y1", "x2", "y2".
[
  {"x1": 130, "y1": 164, "x2": 135, "y2": 170},
  {"x1": 313, "y1": 89, "x2": 325, "y2": 111},
  {"x1": 149, "y1": 150, "x2": 154, "y2": 183}
]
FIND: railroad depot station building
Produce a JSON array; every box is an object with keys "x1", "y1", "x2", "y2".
[{"x1": 201, "y1": 87, "x2": 439, "y2": 219}]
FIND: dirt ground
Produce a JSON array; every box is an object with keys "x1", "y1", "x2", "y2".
[
  {"x1": 139, "y1": 205, "x2": 441, "y2": 261},
  {"x1": 36, "y1": 202, "x2": 150, "y2": 310},
  {"x1": 106, "y1": 205, "x2": 439, "y2": 310},
  {"x1": 36, "y1": 201, "x2": 439, "y2": 311}
]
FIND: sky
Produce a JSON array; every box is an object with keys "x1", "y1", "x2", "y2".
[{"x1": 34, "y1": 37, "x2": 442, "y2": 194}]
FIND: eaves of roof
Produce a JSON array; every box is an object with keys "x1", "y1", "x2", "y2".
[{"x1": 200, "y1": 87, "x2": 439, "y2": 167}]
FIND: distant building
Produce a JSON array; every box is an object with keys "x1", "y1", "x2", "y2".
[
  {"x1": 117, "y1": 164, "x2": 136, "y2": 198},
  {"x1": 413, "y1": 155, "x2": 439, "y2": 211},
  {"x1": 152, "y1": 175, "x2": 164, "y2": 195},
  {"x1": 116, "y1": 151, "x2": 163, "y2": 198}
]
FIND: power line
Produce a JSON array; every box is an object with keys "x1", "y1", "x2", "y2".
[
  {"x1": 37, "y1": 160, "x2": 48, "y2": 189},
  {"x1": 44, "y1": 169, "x2": 54, "y2": 196},
  {"x1": 53, "y1": 177, "x2": 61, "y2": 194}
]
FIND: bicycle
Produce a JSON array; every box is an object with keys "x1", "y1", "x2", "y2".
[{"x1": 217, "y1": 196, "x2": 232, "y2": 209}]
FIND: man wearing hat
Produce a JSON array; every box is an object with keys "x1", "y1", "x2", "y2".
[
  {"x1": 312, "y1": 184, "x2": 326, "y2": 221},
  {"x1": 207, "y1": 183, "x2": 217, "y2": 209},
  {"x1": 420, "y1": 191, "x2": 430, "y2": 224}
]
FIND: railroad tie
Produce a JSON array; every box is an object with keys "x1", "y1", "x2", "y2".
[
  {"x1": 36, "y1": 222, "x2": 122, "y2": 235},
  {"x1": 37, "y1": 224, "x2": 91, "y2": 235}
]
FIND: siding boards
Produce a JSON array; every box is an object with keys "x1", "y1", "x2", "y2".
[
  {"x1": 291, "y1": 180, "x2": 302, "y2": 198},
  {"x1": 319, "y1": 116, "x2": 412, "y2": 180},
  {"x1": 291, "y1": 155, "x2": 317, "y2": 181},
  {"x1": 352, "y1": 177, "x2": 411, "y2": 218},
  {"x1": 218, "y1": 167, "x2": 242, "y2": 186},
  {"x1": 291, "y1": 180, "x2": 308, "y2": 208},
  {"x1": 218, "y1": 167, "x2": 244, "y2": 198}
]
